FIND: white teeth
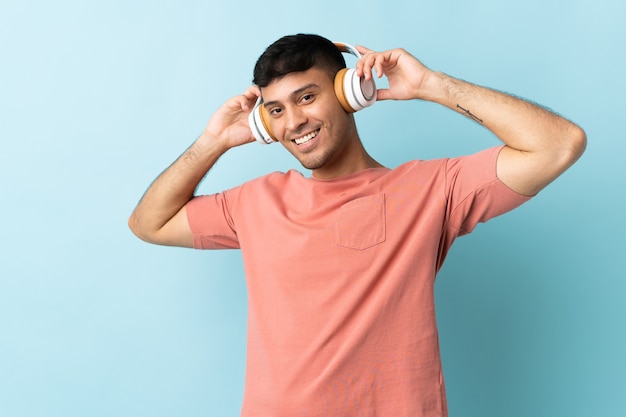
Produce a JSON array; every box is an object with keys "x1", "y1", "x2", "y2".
[{"x1": 294, "y1": 130, "x2": 319, "y2": 145}]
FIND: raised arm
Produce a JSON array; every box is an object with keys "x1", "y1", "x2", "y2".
[
  {"x1": 356, "y1": 46, "x2": 586, "y2": 196},
  {"x1": 128, "y1": 86, "x2": 260, "y2": 247}
]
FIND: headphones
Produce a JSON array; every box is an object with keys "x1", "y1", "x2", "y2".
[{"x1": 248, "y1": 42, "x2": 377, "y2": 144}]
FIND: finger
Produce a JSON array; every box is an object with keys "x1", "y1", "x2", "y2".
[
  {"x1": 356, "y1": 51, "x2": 379, "y2": 80},
  {"x1": 355, "y1": 45, "x2": 374, "y2": 55},
  {"x1": 373, "y1": 54, "x2": 387, "y2": 78},
  {"x1": 361, "y1": 53, "x2": 384, "y2": 80},
  {"x1": 245, "y1": 84, "x2": 261, "y2": 98},
  {"x1": 239, "y1": 86, "x2": 261, "y2": 111},
  {"x1": 375, "y1": 88, "x2": 391, "y2": 101},
  {"x1": 237, "y1": 86, "x2": 259, "y2": 105}
]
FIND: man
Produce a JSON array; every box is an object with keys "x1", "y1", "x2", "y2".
[{"x1": 129, "y1": 34, "x2": 585, "y2": 416}]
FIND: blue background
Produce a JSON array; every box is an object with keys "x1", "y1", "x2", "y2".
[{"x1": 1, "y1": 0, "x2": 624, "y2": 416}]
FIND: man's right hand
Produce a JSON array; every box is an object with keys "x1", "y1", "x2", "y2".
[{"x1": 200, "y1": 85, "x2": 261, "y2": 151}]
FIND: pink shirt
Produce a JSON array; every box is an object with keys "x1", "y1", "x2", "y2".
[{"x1": 187, "y1": 146, "x2": 530, "y2": 416}]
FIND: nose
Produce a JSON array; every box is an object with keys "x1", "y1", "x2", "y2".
[{"x1": 284, "y1": 106, "x2": 308, "y2": 136}]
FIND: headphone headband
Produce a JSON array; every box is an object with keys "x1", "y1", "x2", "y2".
[{"x1": 333, "y1": 42, "x2": 363, "y2": 59}]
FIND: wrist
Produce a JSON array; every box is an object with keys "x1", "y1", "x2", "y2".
[
  {"x1": 196, "y1": 131, "x2": 230, "y2": 156},
  {"x1": 418, "y1": 71, "x2": 453, "y2": 103},
  {"x1": 181, "y1": 133, "x2": 229, "y2": 171}
]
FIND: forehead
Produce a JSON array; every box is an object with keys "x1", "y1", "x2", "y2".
[{"x1": 261, "y1": 67, "x2": 333, "y2": 103}]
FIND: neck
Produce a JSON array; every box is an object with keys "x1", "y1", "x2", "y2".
[{"x1": 311, "y1": 142, "x2": 384, "y2": 179}]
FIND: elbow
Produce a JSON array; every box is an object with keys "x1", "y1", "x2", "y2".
[
  {"x1": 127, "y1": 205, "x2": 193, "y2": 248},
  {"x1": 554, "y1": 123, "x2": 587, "y2": 170},
  {"x1": 127, "y1": 212, "x2": 151, "y2": 243},
  {"x1": 127, "y1": 211, "x2": 185, "y2": 247},
  {"x1": 128, "y1": 213, "x2": 142, "y2": 240},
  {"x1": 568, "y1": 124, "x2": 587, "y2": 163}
]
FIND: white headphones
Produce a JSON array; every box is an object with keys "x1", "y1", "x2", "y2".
[{"x1": 248, "y1": 42, "x2": 377, "y2": 144}]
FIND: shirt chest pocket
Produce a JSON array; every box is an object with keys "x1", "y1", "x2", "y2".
[{"x1": 334, "y1": 193, "x2": 386, "y2": 250}]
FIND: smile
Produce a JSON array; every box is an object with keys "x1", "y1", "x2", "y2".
[{"x1": 293, "y1": 129, "x2": 320, "y2": 145}]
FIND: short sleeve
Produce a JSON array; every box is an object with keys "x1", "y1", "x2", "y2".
[
  {"x1": 186, "y1": 192, "x2": 240, "y2": 250},
  {"x1": 445, "y1": 146, "x2": 531, "y2": 237}
]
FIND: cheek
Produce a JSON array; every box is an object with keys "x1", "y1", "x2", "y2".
[{"x1": 269, "y1": 119, "x2": 286, "y2": 141}]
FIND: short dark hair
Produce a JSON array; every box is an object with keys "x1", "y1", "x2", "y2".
[{"x1": 252, "y1": 34, "x2": 346, "y2": 87}]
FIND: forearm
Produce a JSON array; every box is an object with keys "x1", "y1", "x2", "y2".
[
  {"x1": 424, "y1": 71, "x2": 581, "y2": 154},
  {"x1": 128, "y1": 133, "x2": 227, "y2": 244}
]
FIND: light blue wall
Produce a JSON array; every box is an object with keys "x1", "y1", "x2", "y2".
[{"x1": 1, "y1": 0, "x2": 624, "y2": 416}]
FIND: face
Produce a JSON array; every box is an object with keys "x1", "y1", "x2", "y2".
[{"x1": 261, "y1": 67, "x2": 361, "y2": 178}]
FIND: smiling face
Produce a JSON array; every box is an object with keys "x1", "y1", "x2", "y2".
[{"x1": 261, "y1": 66, "x2": 369, "y2": 179}]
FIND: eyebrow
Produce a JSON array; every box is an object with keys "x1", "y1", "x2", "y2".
[{"x1": 263, "y1": 83, "x2": 320, "y2": 108}]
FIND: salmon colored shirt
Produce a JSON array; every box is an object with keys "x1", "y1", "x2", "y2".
[{"x1": 187, "y1": 146, "x2": 530, "y2": 417}]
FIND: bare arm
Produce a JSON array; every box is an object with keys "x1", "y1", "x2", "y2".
[
  {"x1": 422, "y1": 73, "x2": 586, "y2": 196},
  {"x1": 128, "y1": 86, "x2": 260, "y2": 247},
  {"x1": 356, "y1": 47, "x2": 586, "y2": 196}
]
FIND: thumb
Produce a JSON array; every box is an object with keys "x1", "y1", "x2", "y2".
[{"x1": 375, "y1": 88, "x2": 392, "y2": 101}]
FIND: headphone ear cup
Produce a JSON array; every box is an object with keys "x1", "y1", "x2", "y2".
[
  {"x1": 334, "y1": 68, "x2": 377, "y2": 113},
  {"x1": 248, "y1": 97, "x2": 276, "y2": 144},
  {"x1": 334, "y1": 68, "x2": 355, "y2": 113}
]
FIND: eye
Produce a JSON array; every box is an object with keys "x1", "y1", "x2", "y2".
[
  {"x1": 300, "y1": 94, "x2": 314, "y2": 104},
  {"x1": 269, "y1": 107, "x2": 282, "y2": 116}
]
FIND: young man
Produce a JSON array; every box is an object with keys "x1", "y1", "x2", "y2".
[{"x1": 129, "y1": 34, "x2": 585, "y2": 416}]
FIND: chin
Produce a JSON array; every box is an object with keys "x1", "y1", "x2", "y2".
[
  {"x1": 300, "y1": 160, "x2": 324, "y2": 171},
  {"x1": 299, "y1": 153, "x2": 331, "y2": 171}
]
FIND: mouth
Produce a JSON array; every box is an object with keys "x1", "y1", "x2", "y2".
[{"x1": 292, "y1": 129, "x2": 320, "y2": 146}]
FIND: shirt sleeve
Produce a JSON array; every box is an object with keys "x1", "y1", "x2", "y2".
[
  {"x1": 186, "y1": 191, "x2": 241, "y2": 250},
  {"x1": 444, "y1": 145, "x2": 531, "y2": 237}
]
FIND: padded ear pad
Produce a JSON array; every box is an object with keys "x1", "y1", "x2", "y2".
[
  {"x1": 333, "y1": 67, "x2": 377, "y2": 113},
  {"x1": 248, "y1": 97, "x2": 276, "y2": 144}
]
